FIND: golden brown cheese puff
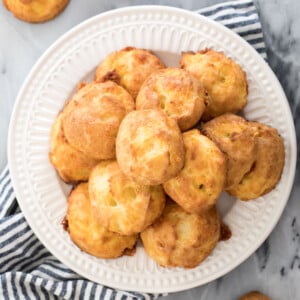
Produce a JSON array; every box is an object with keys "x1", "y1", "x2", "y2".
[
  {"x1": 202, "y1": 113, "x2": 257, "y2": 189},
  {"x1": 163, "y1": 129, "x2": 226, "y2": 214},
  {"x1": 180, "y1": 49, "x2": 247, "y2": 120},
  {"x1": 89, "y1": 161, "x2": 166, "y2": 236},
  {"x1": 66, "y1": 183, "x2": 137, "y2": 259},
  {"x1": 116, "y1": 109, "x2": 185, "y2": 186},
  {"x1": 49, "y1": 112, "x2": 99, "y2": 183},
  {"x1": 136, "y1": 68, "x2": 207, "y2": 131},
  {"x1": 95, "y1": 47, "x2": 165, "y2": 99},
  {"x1": 62, "y1": 81, "x2": 134, "y2": 160},
  {"x1": 238, "y1": 291, "x2": 272, "y2": 300},
  {"x1": 141, "y1": 201, "x2": 221, "y2": 268},
  {"x1": 3, "y1": 0, "x2": 69, "y2": 23},
  {"x1": 227, "y1": 122, "x2": 285, "y2": 200}
]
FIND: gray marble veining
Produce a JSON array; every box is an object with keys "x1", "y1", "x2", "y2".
[{"x1": 0, "y1": 0, "x2": 299, "y2": 299}]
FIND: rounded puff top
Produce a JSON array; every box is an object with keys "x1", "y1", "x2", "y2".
[{"x1": 116, "y1": 109, "x2": 185, "y2": 186}]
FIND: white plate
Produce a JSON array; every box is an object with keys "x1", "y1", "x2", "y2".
[{"x1": 8, "y1": 5, "x2": 297, "y2": 293}]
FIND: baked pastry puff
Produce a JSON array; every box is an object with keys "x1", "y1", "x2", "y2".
[
  {"x1": 66, "y1": 183, "x2": 138, "y2": 259},
  {"x1": 202, "y1": 113, "x2": 257, "y2": 189},
  {"x1": 116, "y1": 109, "x2": 185, "y2": 186},
  {"x1": 49, "y1": 112, "x2": 99, "y2": 183},
  {"x1": 136, "y1": 67, "x2": 207, "y2": 131},
  {"x1": 163, "y1": 129, "x2": 226, "y2": 214},
  {"x1": 3, "y1": 0, "x2": 69, "y2": 23},
  {"x1": 89, "y1": 161, "x2": 165, "y2": 235},
  {"x1": 238, "y1": 291, "x2": 272, "y2": 300},
  {"x1": 227, "y1": 122, "x2": 285, "y2": 200},
  {"x1": 180, "y1": 49, "x2": 247, "y2": 120},
  {"x1": 141, "y1": 200, "x2": 221, "y2": 268},
  {"x1": 62, "y1": 81, "x2": 135, "y2": 160},
  {"x1": 95, "y1": 46, "x2": 165, "y2": 99}
]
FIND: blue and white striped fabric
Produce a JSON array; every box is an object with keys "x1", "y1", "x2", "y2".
[
  {"x1": 198, "y1": 0, "x2": 267, "y2": 59},
  {"x1": 0, "y1": 1, "x2": 266, "y2": 299}
]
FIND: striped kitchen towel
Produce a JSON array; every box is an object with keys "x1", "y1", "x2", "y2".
[{"x1": 0, "y1": 1, "x2": 266, "y2": 299}]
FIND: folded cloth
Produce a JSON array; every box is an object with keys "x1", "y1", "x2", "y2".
[{"x1": 0, "y1": 1, "x2": 266, "y2": 299}]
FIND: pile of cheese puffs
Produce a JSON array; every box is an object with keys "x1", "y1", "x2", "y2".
[{"x1": 50, "y1": 46, "x2": 285, "y2": 268}]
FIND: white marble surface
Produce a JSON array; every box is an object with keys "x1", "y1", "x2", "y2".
[{"x1": 0, "y1": 0, "x2": 299, "y2": 299}]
